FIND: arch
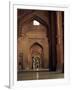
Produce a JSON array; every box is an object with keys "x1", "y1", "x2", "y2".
[
  {"x1": 19, "y1": 13, "x2": 49, "y2": 28},
  {"x1": 30, "y1": 42, "x2": 43, "y2": 51},
  {"x1": 17, "y1": 10, "x2": 50, "y2": 70},
  {"x1": 18, "y1": 14, "x2": 50, "y2": 38},
  {"x1": 30, "y1": 42, "x2": 44, "y2": 69}
]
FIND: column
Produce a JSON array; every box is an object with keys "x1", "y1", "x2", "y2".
[
  {"x1": 56, "y1": 11, "x2": 64, "y2": 72},
  {"x1": 48, "y1": 12, "x2": 57, "y2": 71}
]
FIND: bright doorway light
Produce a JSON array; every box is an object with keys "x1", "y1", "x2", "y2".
[{"x1": 33, "y1": 20, "x2": 40, "y2": 25}]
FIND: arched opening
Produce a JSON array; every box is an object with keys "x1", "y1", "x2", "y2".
[
  {"x1": 17, "y1": 10, "x2": 49, "y2": 70},
  {"x1": 30, "y1": 43, "x2": 44, "y2": 70}
]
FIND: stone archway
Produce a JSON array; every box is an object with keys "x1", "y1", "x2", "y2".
[
  {"x1": 30, "y1": 43, "x2": 43, "y2": 69},
  {"x1": 17, "y1": 10, "x2": 49, "y2": 70}
]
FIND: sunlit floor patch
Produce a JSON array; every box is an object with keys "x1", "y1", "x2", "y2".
[{"x1": 17, "y1": 71, "x2": 64, "y2": 81}]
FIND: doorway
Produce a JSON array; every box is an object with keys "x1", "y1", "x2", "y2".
[
  {"x1": 32, "y1": 56, "x2": 40, "y2": 69},
  {"x1": 30, "y1": 43, "x2": 43, "y2": 69}
]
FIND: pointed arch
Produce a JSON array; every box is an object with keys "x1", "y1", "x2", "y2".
[
  {"x1": 30, "y1": 42, "x2": 43, "y2": 51},
  {"x1": 19, "y1": 14, "x2": 49, "y2": 29},
  {"x1": 30, "y1": 42, "x2": 44, "y2": 69}
]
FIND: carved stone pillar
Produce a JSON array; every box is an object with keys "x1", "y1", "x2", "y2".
[{"x1": 56, "y1": 11, "x2": 64, "y2": 72}]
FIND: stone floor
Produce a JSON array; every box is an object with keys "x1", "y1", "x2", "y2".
[{"x1": 17, "y1": 71, "x2": 64, "y2": 81}]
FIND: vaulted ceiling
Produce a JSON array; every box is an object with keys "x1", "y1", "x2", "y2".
[{"x1": 17, "y1": 9, "x2": 49, "y2": 27}]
